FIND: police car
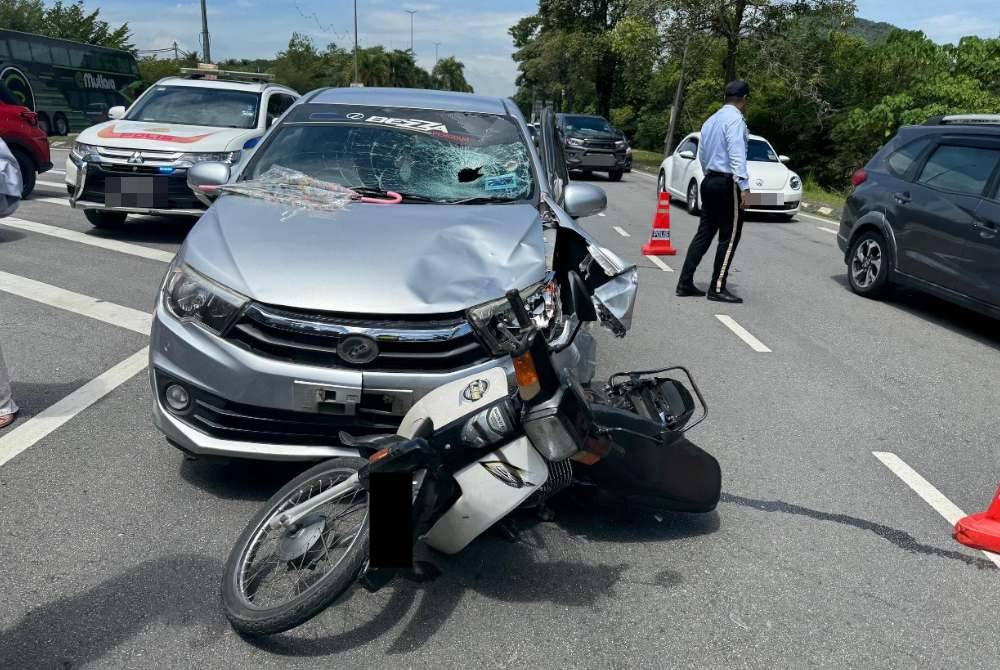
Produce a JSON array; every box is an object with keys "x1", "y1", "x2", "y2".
[{"x1": 65, "y1": 65, "x2": 298, "y2": 228}]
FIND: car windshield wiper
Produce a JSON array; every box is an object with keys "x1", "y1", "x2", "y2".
[
  {"x1": 445, "y1": 195, "x2": 520, "y2": 205},
  {"x1": 348, "y1": 186, "x2": 441, "y2": 203}
]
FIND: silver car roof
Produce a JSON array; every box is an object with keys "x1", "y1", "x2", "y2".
[{"x1": 306, "y1": 87, "x2": 511, "y2": 115}]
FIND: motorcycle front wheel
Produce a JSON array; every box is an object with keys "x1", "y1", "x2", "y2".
[{"x1": 221, "y1": 456, "x2": 370, "y2": 637}]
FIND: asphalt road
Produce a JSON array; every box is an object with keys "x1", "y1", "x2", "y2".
[{"x1": 1, "y1": 152, "x2": 998, "y2": 669}]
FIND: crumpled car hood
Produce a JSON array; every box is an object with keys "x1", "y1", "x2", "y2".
[{"x1": 180, "y1": 195, "x2": 547, "y2": 315}]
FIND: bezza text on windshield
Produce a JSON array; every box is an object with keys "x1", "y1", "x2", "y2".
[{"x1": 347, "y1": 113, "x2": 449, "y2": 134}]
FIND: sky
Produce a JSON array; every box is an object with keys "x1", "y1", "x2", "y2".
[{"x1": 92, "y1": 0, "x2": 1000, "y2": 98}]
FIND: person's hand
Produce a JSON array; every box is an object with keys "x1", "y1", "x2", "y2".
[{"x1": 740, "y1": 189, "x2": 750, "y2": 209}]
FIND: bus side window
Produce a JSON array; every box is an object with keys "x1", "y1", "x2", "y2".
[
  {"x1": 0, "y1": 41, "x2": 8, "y2": 60},
  {"x1": 30, "y1": 42, "x2": 52, "y2": 64},
  {"x1": 52, "y1": 47, "x2": 70, "y2": 66},
  {"x1": 69, "y1": 49, "x2": 86, "y2": 67},
  {"x1": 10, "y1": 40, "x2": 31, "y2": 61}
]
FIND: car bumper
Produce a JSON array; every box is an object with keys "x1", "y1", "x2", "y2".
[
  {"x1": 149, "y1": 300, "x2": 524, "y2": 461},
  {"x1": 565, "y1": 148, "x2": 628, "y2": 171},
  {"x1": 744, "y1": 188, "x2": 801, "y2": 215},
  {"x1": 65, "y1": 156, "x2": 207, "y2": 217}
]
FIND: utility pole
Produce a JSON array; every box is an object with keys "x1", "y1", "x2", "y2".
[
  {"x1": 353, "y1": 0, "x2": 360, "y2": 84},
  {"x1": 199, "y1": 0, "x2": 211, "y2": 63},
  {"x1": 664, "y1": 35, "x2": 690, "y2": 156},
  {"x1": 405, "y1": 10, "x2": 417, "y2": 53},
  {"x1": 173, "y1": 41, "x2": 179, "y2": 60},
  {"x1": 433, "y1": 42, "x2": 441, "y2": 63}
]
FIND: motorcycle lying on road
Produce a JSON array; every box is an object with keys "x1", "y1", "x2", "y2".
[{"x1": 221, "y1": 272, "x2": 722, "y2": 637}]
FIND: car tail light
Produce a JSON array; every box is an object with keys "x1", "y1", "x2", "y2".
[
  {"x1": 851, "y1": 169, "x2": 868, "y2": 188},
  {"x1": 19, "y1": 110, "x2": 38, "y2": 127}
]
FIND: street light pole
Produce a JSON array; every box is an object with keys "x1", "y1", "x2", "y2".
[
  {"x1": 405, "y1": 10, "x2": 417, "y2": 53},
  {"x1": 199, "y1": 0, "x2": 211, "y2": 63},
  {"x1": 353, "y1": 0, "x2": 360, "y2": 84},
  {"x1": 433, "y1": 42, "x2": 441, "y2": 63}
]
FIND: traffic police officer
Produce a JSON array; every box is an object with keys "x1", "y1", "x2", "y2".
[{"x1": 676, "y1": 80, "x2": 751, "y2": 303}]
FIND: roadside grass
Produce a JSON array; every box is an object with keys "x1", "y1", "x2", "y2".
[
  {"x1": 631, "y1": 148, "x2": 663, "y2": 174},
  {"x1": 802, "y1": 176, "x2": 847, "y2": 211}
]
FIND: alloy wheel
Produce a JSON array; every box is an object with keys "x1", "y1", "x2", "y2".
[{"x1": 851, "y1": 238, "x2": 882, "y2": 289}]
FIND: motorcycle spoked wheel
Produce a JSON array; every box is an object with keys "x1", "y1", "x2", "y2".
[{"x1": 221, "y1": 457, "x2": 371, "y2": 637}]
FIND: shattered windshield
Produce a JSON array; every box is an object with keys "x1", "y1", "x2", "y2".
[{"x1": 245, "y1": 106, "x2": 535, "y2": 204}]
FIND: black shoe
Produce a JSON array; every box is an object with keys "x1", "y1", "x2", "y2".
[
  {"x1": 707, "y1": 288, "x2": 743, "y2": 303},
  {"x1": 676, "y1": 282, "x2": 706, "y2": 297}
]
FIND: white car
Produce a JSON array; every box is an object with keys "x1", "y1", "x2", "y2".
[
  {"x1": 657, "y1": 132, "x2": 802, "y2": 220},
  {"x1": 65, "y1": 68, "x2": 298, "y2": 228}
]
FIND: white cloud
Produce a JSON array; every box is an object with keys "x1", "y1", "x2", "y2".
[{"x1": 916, "y1": 13, "x2": 1000, "y2": 44}]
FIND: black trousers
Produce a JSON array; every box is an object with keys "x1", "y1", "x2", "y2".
[{"x1": 678, "y1": 174, "x2": 745, "y2": 293}]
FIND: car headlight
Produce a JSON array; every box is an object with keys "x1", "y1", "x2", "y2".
[
  {"x1": 615, "y1": 140, "x2": 627, "y2": 150},
  {"x1": 163, "y1": 264, "x2": 248, "y2": 333},
  {"x1": 71, "y1": 142, "x2": 100, "y2": 161},
  {"x1": 467, "y1": 277, "x2": 564, "y2": 355},
  {"x1": 790, "y1": 174, "x2": 801, "y2": 190},
  {"x1": 566, "y1": 137, "x2": 584, "y2": 148},
  {"x1": 176, "y1": 150, "x2": 242, "y2": 166}
]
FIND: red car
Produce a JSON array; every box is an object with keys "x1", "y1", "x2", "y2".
[{"x1": 0, "y1": 82, "x2": 52, "y2": 197}]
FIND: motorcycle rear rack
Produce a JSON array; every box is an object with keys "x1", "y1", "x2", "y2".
[{"x1": 605, "y1": 365, "x2": 708, "y2": 434}]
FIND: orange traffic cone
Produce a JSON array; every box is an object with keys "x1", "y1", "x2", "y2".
[
  {"x1": 642, "y1": 191, "x2": 677, "y2": 256},
  {"x1": 954, "y1": 486, "x2": 1000, "y2": 554}
]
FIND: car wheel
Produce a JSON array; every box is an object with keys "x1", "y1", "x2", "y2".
[
  {"x1": 687, "y1": 180, "x2": 700, "y2": 215},
  {"x1": 847, "y1": 230, "x2": 891, "y2": 298},
  {"x1": 53, "y1": 113, "x2": 70, "y2": 136},
  {"x1": 36, "y1": 113, "x2": 51, "y2": 136},
  {"x1": 11, "y1": 148, "x2": 36, "y2": 198},
  {"x1": 84, "y1": 210, "x2": 128, "y2": 228},
  {"x1": 657, "y1": 171, "x2": 666, "y2": 194},
  {"x1": 608, "y1": 168, "x2": 623, "y2": 182}
]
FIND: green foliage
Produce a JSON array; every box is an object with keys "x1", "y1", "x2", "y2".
[{"x1": 0, "y1": 0, "x2": 133, "y2": 50}]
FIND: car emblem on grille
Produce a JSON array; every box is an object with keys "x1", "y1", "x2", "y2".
[
  {"x1": 462, "y1": 379, "x2": 489, "y2": 402},
  {"x1": 337, "y1": 334, "x2": 379, "y2": 365},
  {"x1": 128, "y1": 151, "x2": 144, "y2": 165},
  {"x1": 754, "y1": 178, "x2": 764, "y2": 188}
]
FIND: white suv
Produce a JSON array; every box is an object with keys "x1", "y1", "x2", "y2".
[{"x1": 65, "y1": 68, "x2": 298, "y2": 228}]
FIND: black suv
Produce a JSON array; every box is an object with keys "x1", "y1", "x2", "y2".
[
  {"x1": 556, "y1": 113, "x2": 629, "y2": 181},
  {"x1": 838, "y1": 115, "x2": 1000, "y2": 319}
]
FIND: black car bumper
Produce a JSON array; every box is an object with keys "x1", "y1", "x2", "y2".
[{"x1": 565, "y1": 147, "x2": 628, "y2": 171}]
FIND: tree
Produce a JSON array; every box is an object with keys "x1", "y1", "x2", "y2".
[
  {"x1": 432, "y1": 57, "x2": 473, "y2": 92},
  {"x1": 0, "y1": 0, "x2": 133, "y2": 50}
]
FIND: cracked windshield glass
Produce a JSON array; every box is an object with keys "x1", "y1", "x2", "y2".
[{"x1": 244, "y1": 106, "x2": 534, "y2": 204}]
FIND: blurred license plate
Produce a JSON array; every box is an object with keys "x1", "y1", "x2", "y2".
[
  {"x1": 587, "y1": 153, "x2": 616, "y2": 166},
  {"x1": 105, "y1": 176, "x2": 167, "y2": 208},
  {"x1": 747, "y1": 192, "x2": 783, "y2": 206}
]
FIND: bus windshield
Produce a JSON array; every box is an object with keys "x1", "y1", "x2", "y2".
[{"x1": 125, "y1": 85, "x2": 261, "y2": 129}]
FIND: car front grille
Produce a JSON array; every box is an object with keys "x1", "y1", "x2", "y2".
[
  {"x1": 78, "y1": 164, "x2": 205, "y2": 210},
  {"x1": 225, "y1": 303, "x2": 492, "y2": 373},
  {"x1": 584, "y1": 140, "x2": 617, "y2": 150}
]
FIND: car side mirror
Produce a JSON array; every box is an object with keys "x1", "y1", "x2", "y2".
[
  {"x1": 188, "y1": 161, "x2": 231, "y2": 203},
  {"x1": 563, "y1": 182, "x2": 607, "y2": 219},
  {"x1": 679, "y1": 150, "x2": 695, "y2": 160},
  {"x1": 779, "y1": 155, "x2": 790, "y2": 163},
  {"x1": 107, "y1": 106, "x2": 126, "y2": 120}
]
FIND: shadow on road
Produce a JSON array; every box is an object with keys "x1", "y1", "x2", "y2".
[
  {"x1": 0, "y1": 554, "x2": 227, "y2": 669},
  {"x1": 247, "y1": 494, "x2": 712, "y2": 657},
  {"x1": 6, "y1": 378, "x2": 91, "y2": 423},
  {"x1": 829, "y1": 274, "x2": 1000, "y2": 350},
  {"x1": 179, "y1": 457, "x2": 310, "y2": 501},
  {"x1": 86, "y1": 215, "x2": 198, "y2": 246},
  {"x1": 0, "y1": 228, "x2": 27, "y2": 243}
]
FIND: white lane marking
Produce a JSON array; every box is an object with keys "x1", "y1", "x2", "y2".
[
  {"x1": 798, "y1": 211, "x2": 839, "y2": 226},
  {"x1": 30, "y1": 196, "x2": 70, "y2": 207},
  {"x1": 36, "y1": 180, "x2": 66, "y2": 189},
  {"x1": 715, "y1": 314, "x2": 771, "y2": 352},
  {"x1": 613, "y1": 226, "x2": 630, "y2": 237},
  {"x1": 0, "y1": 271, "x2": 152, "y2": 335},
  {"x1": 817, "y1": 226, "x2": 839, "y2": 235},
  {"x1": 630, "y1": 170, "x2": 658, "y2": 181},
  {"x1": 1, "y1": 217, "x2": 174, "y2": 263},
  {"x1": 646, "y1": 255, "x2": 673, "y2": 272},
  {"x1": 0, "y1": 348, "x2": 149, "y2": 468},
  {"x1": 873, "y1": 451, "x2": 1000, "y2": 568},
  {"x1": 598, "y1": 212, "x2": 606, "y2": 217}
]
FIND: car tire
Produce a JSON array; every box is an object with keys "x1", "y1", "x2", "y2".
[
  {"x1": 847, "y1": 230, "x2": 891, "y2": 298},
  {"x1": 11, "y1": 147, "x2": 36, "y2": 198},
  {"x1": 608, "y1": 168, "x2": 623, "y2": 182},
  {"x1": 36, "y1": 113, "x2": 51, "y2": 136},
  {"x1": 657, "y1": 171, "x2": 666, "y2": 194},
  {"x1": 53, "y1": 113, "x2": 70, "y2": 136},
  {"x1": 84, "y1": 210, "x2": 128, "y2": 228},
  {"x1": 687, "y1": 180, "x2": 699, "y2": 215}
]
